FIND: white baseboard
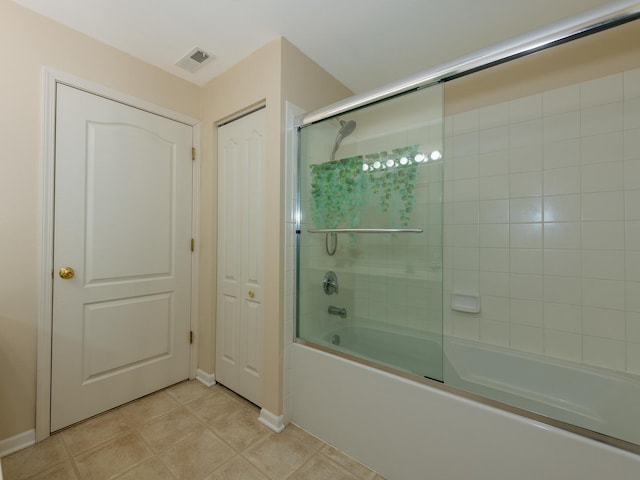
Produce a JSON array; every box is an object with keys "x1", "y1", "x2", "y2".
[
  {"x1": 258, "y1": 408, "x2": 286, "y2": 433},
  {"x1": 0, "y1": 429, "x2": 35, "y2": 458},
  {"x1": 195, "y1": 369, "x2": 216, "y2": 387}
]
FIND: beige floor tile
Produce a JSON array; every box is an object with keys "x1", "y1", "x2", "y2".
[
  {"x1": 113, "y1": 458, "x2": 174, "y2": 479},
  {"x1": 23, "y1": 460, "x2": 78, "y2": 480},
  {"x1": 205, "y1": 455, "x2": 268, "y2": 480},
  {"x1": 320, "y1": 445, "x2": 376, "y2": 480},
  {"x1": 162, "y1": 429, "x2": 235, "y2": 480},
  {"x1": 1, "y1": 435, "x2": 68, "y2": 480},
  {"x1": 136, "y1": 407, "x2": 204, "y2": 452},
  {"x1": 243, "y1": 425, "x2": 323, "y2": 480},
  {"x1": 60, "y1": 410, "x2": 131, "y2": 456},
  {"x1": 165, "y1": 380, "x2": 211, "y2": 404},
  {"x1": 288, "y1": 453, "x2": 361, "y2": 480},
  {"x1": 206, "y1": 402, "x2": 270, "y2": 452},
  {"x1": 118, "y1": 391, "x2": 179, "y2": 426},
  {"x1": 73, "y1": 432, "x2": 152, "y2": 480},
  {"x1": 2, "y1": 386, "x2": 386, "y2": 480},
  {"x1": 186, "y1": 388, "x2": 242, "y2": 424}
]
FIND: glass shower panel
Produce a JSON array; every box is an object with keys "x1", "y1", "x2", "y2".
[
  {"x1": 441, "y1": 54, "x2": 640, "y2": 446},
  {"x1": 297, "y1": 85, "x2": 444, "y2": 381}
]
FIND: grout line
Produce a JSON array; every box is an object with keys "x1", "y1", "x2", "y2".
[
  {"x1": 282, "y1": 452, "x2": 316, "y2": 480},
  {"x1": 57, "y1": 433, "x2": 83, "y2": 480},
  {"x1": 74, "y1": 431, "x2": 153, "y2": 480},
  {"x1": 205, "y1": 454, "x2": 248, "y2": 479},
  {"x1": 126, "y1": 417, "x2": 175, "y2": 478},
  {"x1": 59, "y1": 411, "x2": 133, "y2": 458}
]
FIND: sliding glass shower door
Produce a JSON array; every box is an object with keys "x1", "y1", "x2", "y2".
[{"x1": 296, "y1": 85, "x2": 444, "y2": 381}]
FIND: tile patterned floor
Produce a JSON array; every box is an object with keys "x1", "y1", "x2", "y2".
[{"x1": 1, "y1": 381, "x2": 387, "y2": 480}]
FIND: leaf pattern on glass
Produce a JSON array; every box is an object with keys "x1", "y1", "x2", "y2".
[{"x1": 310, "y1": 145, "x2": 420, "y2": 229}]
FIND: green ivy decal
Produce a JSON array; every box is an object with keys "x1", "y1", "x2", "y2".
[
  {"x1": 310, "y1": 145, "x2": 421, "y2": 229},
  {"x1": 310, "y1": 155, "x2": 365, "y2": 229}
]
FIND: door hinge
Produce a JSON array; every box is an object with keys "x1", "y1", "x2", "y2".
[
  {"x1": 192, "y1": 147, "x2": 196, "y2": 161},
  {"x1": 190, "y1": 331, "x2": 194, "y2": 344},
  {"x1": 191, "y1": 238, "x2": 195, "y2": 252}
]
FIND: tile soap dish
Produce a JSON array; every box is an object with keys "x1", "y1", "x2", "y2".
[{"x1": 451, "y1": 294, "x2": 480, "y2": 313}]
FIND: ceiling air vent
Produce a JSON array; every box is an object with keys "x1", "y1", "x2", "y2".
[{"x1": 176, "y1": 47, "x2": 214, "y2": 73}]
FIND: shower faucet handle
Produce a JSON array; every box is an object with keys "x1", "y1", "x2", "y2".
[{"x1": 323, "y1": 271, "x2": 339, "y2": 295}]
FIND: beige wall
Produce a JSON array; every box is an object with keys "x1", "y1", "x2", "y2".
[
  {"x1": 0, "y1": 0, "x2": 201, "y2": 442},
  {"x1": 280, "y1": 39, "x2": 353, "y2": 112},
  {"x1": 0, "y1": 0, "x2": 350, "y2": 442},
  {"x1": 198, "y1": 38, "x2": 282, "y2": 415},
  {"x1": 198, "y1": 37, "x2": 351, "y2": 416}
]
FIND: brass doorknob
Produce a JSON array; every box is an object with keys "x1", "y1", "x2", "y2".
[
  {"x1": 248, "y1": 290, "x2": 255, "y2": 299},
  {"x1": 59, "y1": 267, "x2": 75, "y2": 279}
]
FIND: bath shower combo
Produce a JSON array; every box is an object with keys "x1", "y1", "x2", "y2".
[{"x1": 293, "y1": 4, "x2": 640, "y2": 472}]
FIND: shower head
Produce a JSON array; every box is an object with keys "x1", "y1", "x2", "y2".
[
  {"x1": 330, "y1": 117, "x2": 357, "y2": 161},
  {"x1": 337, "y1": 118, "x2": 357, "y2": 137}
]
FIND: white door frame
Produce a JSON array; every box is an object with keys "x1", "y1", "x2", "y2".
[{"x1": 36, "y1": 68, "x2": 201, "y2": 442}]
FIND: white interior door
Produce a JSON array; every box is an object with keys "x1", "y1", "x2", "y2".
[
  {"x1": 216, "y1": 108, "x2": 265, "y2": 406},
  {"x1": 51, "y1": 84, "x2": 193, "y2": 431}
]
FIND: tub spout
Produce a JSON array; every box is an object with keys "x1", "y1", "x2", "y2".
[{"x1": 328, "y1": 305, "x2": 347, "y2": 318}]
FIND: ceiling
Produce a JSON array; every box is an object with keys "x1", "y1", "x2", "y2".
[{"x1": 10, "y1": 0, "x2": 632, "y2": 93}]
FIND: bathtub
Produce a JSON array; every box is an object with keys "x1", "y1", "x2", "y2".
[
  {"x1": 316, "y1": 323, "x2": 443, "y2": 381},
  {"x1": 308, "y1": 323, "x2": 640, "y2": 447},
  {"x1": 443, "y1": 336, "x2": 640, "y2": 446},
  {"x1": 292, "y1": 338, "x2": 640, "y2": 480}
]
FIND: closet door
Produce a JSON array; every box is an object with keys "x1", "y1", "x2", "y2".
[{"x1": 216, "y1": 108, "x2": 265, "y2": 406}]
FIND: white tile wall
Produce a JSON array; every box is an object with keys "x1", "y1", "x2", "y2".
[
  {"x1": 293, "y1": 69, "x2": 640, "y2": 381},
  {"x1": 544, "y1": 138, "x2": 580, "y2": 169},
  {"x1": 543, "y1": 85, "x2": 580, "y2": 115},
  {"x1": 581, "y1": 132, "x2": 623, "y2": 165},
  {"x1": 444, "y1": 67, "x2": 640, "y2": 375},
  {"x1": 544, "y1": 329, "x2": 582, "y2": 361}
]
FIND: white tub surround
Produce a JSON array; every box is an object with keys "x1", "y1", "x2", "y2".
[
  {"x1": 444, "y1": 336, "x2": 640, "y2": 446},
  {"x1": 309, "y1": 323, "x2": 640, "y2": 446},
  {"x1": 292, "y1": 344, "x2": 640, "y2": 480}
]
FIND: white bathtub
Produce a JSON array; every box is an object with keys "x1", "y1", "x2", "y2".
[
  {"x1": 309, "y1": 323, "x2": 640, "y2": 447},
  {"x1": 292, "y1": 341, "x2": 640, "y2": 480},
  {"x1": 316, "y1": 323, "x2": 443, "y2": 380},
  {"x1": 444, "y1": 336, "x2": 640, "y2": 446}
]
